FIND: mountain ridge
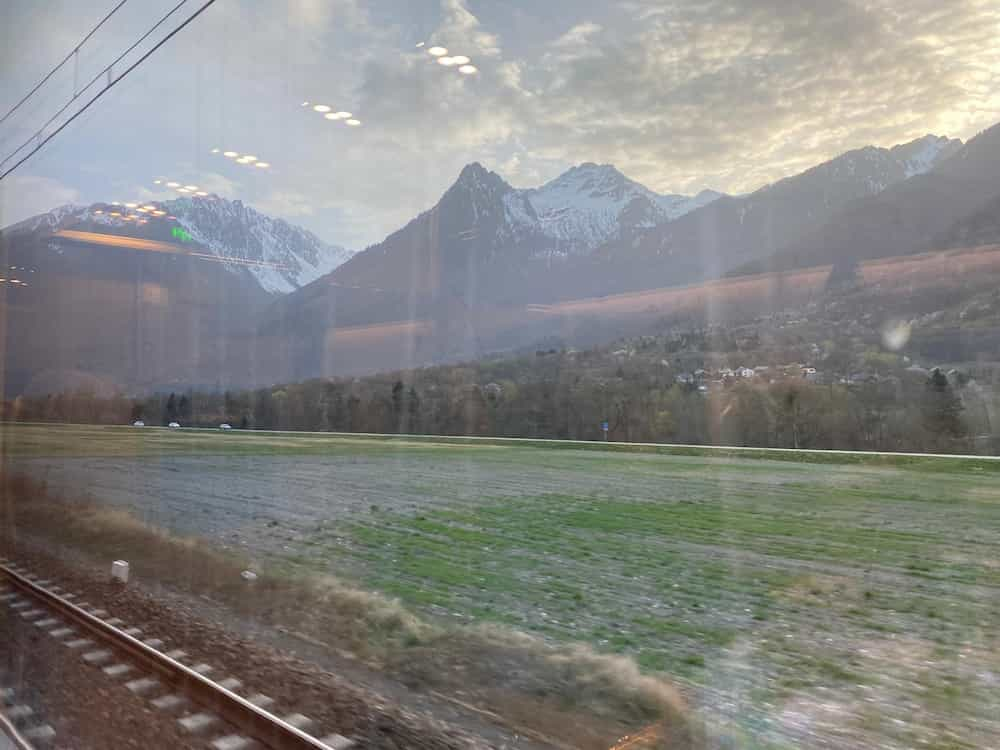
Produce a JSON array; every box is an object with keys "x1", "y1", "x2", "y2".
[
  {"x1": 740, "y1": 125, "x2": 1000, "y2": 275},
  {"x1": 1, "y1": 195, "x2": 354, "y2": 295}
]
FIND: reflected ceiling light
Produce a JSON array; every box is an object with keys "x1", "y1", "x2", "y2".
[
  {"x1": 416, "y1": 42, "x2": 425, "y2": 48},
  {"x1": 94, "y1": 209, "x2": 103, "y2": 214},
  {"x1": 136, "y1": 207, "x2": 148, "y2": 213},
  {"x1": 167, "y1": 182, "x2": 180, "y2": 188},
  {"x1": 242, "y1": 155, "x2": 257, "y2": 162},
  {"x1": 459, "y1": 64, "x2": 478, "y2": 75},
  {"x1": 125, "y1": 202, "x2": 138, "y2": 208},
  {"x1": 153, "y1": 179, "x2": 162, "y2": 184},
  {"x1": 301, "y1": 101, "x2": 310, "y2": 107},
  {"x1": 177, "y1": 187, "x2": 190, "y2": 193},
  {"x1": 153, "y1": 210, "x2": 166, "y2": 216},
  {"x1": 334, "y1": 111, "x2": 352, "y2": 118},
  {"x1": 223, "y1": 151, "x2": 239, "y2": 158},
  {"x1": 143, "y1": 205, "x2": 157, "y2": 211},
  {"x1": 183, "y1": 185, "x2": 199, "y2": 190},
  {"x1": 210, "y1": 148, "x2": 220, "y2": 153},
  {"x1": 428, "y1": 46, "x2": 448, "y2": 56},
  {"x1": 237, "y1": 157, "x2": 252, "y2": 164},
  {"x1": 324, "y1": 112, "x2": 340, "y2": 120},
  {"x1": 313, "y1": 104, "x2": 331, "y2": 113},
  {"x1": 110, "y1": 212, "x2": 121, "y2": 217},
  {"x1": 438, "y1": 56, "x2": 458, "y2": 66},
  {"x1": 195, "y1": 191, "x2": 208, "y2": 196},
  {"x1": 110, "y1": 201, "x2": 121, "y2": 205},
  {"x1": 451, "y1": 55, "x2": 470, "y2": 65},
  {"x1": 255, "y1": 162, "x2": 270, "y2": 168},
  {"x1": 345, "y1": 118, "x2": 361, "y2": 126}
]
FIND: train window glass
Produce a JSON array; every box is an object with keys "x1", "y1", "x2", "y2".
[{"x1": 2, "y1": 2, "x2": 1000, "y2": 749}]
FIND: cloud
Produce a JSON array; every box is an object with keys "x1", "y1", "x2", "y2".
[
  {"x1": 515, "y1": 0, "x2": 1000, "y2": 195},
  {"x1": 0, "y1": 175, "x2": 79, "y2": 228},
  {"x1": 551, "y1": 21, "x2": 603, "y2": 49},
  {"x1": 253, "y1": 189, "x2": 317, "y2": 219},
  {"x1": 3, "y1": 0, "x2": 1000, "y2": 249},
  {"x1": 436, "y1": 0, "x2": 502, "y2": 58}
]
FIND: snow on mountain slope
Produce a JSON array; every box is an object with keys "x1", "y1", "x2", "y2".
[
  {"x1": 891, "y1": 134, "x2": 963, "y2": 177},
  {"x1": 522, "y1": 163, "x2": 721, "y2": 254},
  {"x1": 3, "y1": 203, "x2": 86, "y2": 234},
  {"x1": 166, "y1": 197, "x2": 353, "y2": 294},
  {"x1": 2, "y1": 197, "x2": 354, "y2": 295}
]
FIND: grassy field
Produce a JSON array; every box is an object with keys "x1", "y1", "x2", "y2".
[{"x1": 4, "y1": 422, "x2": 1000, "y2": 749}]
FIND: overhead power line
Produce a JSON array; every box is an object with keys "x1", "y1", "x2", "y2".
[
  {"x1": 0, "y1": 0, "x2": 131, "y2": 127},
  {"x1": 0, "y1": 0, "x2": 216, "y2": 182}
]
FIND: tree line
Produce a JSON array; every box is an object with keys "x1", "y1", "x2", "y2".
[{"x1": 4, "y1": 348, "x2": 992, "y2": 455}]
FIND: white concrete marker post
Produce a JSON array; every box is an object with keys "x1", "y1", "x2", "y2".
[{"x1": 111, "y1": 560, "x2": 129, "y2": 584}]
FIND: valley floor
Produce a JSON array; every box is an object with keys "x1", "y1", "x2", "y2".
[{"x1": 5, "y1": 424, "x2": 1000, "y2": 749}]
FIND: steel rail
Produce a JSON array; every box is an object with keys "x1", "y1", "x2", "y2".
[
  {"x1": 0, "y1": 710, "x2": 33, "y2": 750},
  {"x1": 0, "y1": 562, "x2": 333, "y2": 750}
]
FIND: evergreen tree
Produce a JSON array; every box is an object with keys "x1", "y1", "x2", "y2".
[{"x1": 922, "y1": 369, "x2": 965, "y2": 440}]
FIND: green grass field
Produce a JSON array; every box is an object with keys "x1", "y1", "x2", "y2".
[{"x1": 5, "y1": 422, "x2": 1000, "y2": 749}]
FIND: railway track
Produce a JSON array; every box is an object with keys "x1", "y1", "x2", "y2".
[{"x1": 0, "y1": 559, "x2": 356, "y2": 750}]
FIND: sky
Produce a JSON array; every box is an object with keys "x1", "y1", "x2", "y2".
[{"x1": 1, "y1": 0, "x2": 999, "y2": 250}]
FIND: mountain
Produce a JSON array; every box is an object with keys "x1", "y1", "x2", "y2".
[
  {"x1": 744, "y1": 125, "x2": 1000, "y2": 274},
  {"x1": 598, "y1": 134, "x2": 964, "y2": 289},
  {"x1": 0, "y1": 196, "x2": 355, "y2": 394},
  {"x1": 3, "y1": 130, "x2": 986, "y2": 391},
  {"x1": 891, "y1": 134, "x2": 963, "y2": 177},
  {"x1": 322, "y1": 163, "x2": 556, "y2": 309},
  {"x1": 263, "y1": 134, "x2": 971, "y2": 380},
  {"x1": 323, "y1": 134, "x2": 962, "y2": 316},
  {"x1": 2, "y1": 196, "x2": 353, "y2": 295},
  {"x1": 523, "y1": 163, "x2": 721, "y2": 255},
  {"x1": 315, "y1": 161, "x2": 722, "y2": 309}
]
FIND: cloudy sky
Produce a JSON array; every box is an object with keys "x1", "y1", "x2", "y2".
[{"x1": 2, "y1": 0, "x2": 999, "y2": 249}]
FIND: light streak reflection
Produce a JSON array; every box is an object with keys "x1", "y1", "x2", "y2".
[{"x1": 50, "y1": 229, "x2": 290, "y2": 270}]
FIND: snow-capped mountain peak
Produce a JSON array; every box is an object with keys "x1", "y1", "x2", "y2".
[
  {"x1": 891, "y1": 134, "x2": 963, "y2": 177},
  {"x1": 1, "y1": 196, "x2": 354, "y2": 295},
  {"x1": 520, "y1": 163, "x2": 722, "y2": 254},
  {"x1": 165, "y1": 196, "x2": 353, "y2": 294}
]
